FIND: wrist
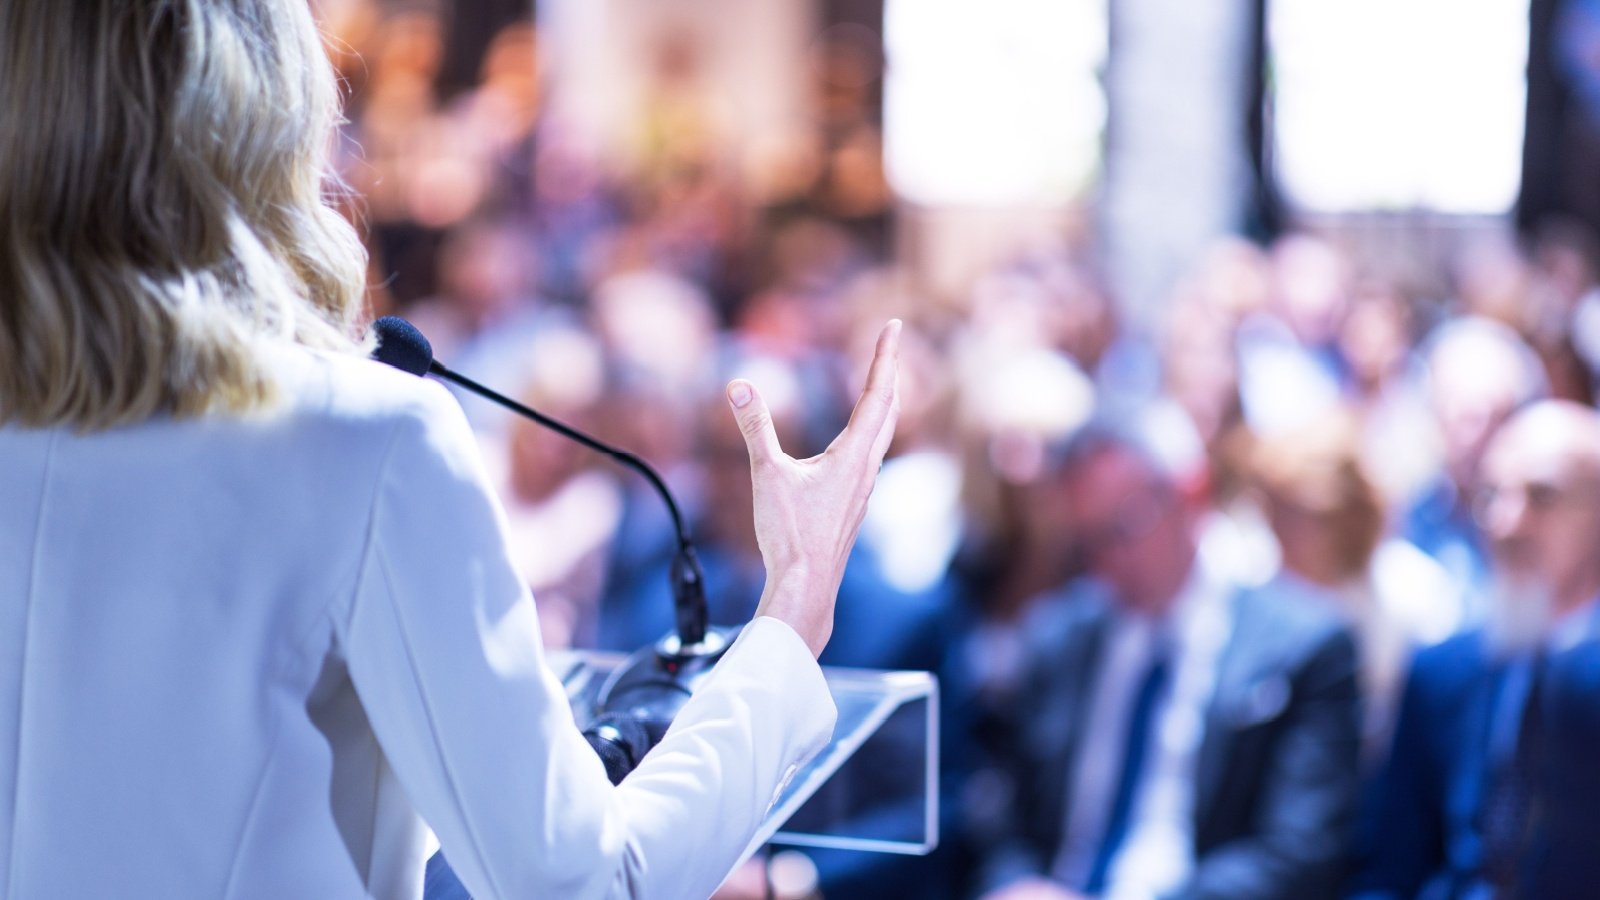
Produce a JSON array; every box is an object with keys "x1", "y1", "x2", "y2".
[{"x1": 754, "y1": 565, "x2": 834, "y2": 657}]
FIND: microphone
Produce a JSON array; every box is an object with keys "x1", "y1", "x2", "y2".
[
  {"x1": 370, "y1": 316, "x2": 733, "y2": 784},
  {"x1": 371, "y1": 316, "x2": 712, "y2": 645}
]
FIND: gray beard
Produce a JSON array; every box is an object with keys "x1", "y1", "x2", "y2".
[{"x1": 1485, "y1": 574, "x2": 1555, "y2": 657}]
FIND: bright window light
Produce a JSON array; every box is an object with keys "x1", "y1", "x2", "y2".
[
  {"x1": 884, "y1": 0, "x2": 1107, "y2": 207},
  {"x1": 1270, "y1": 0, "x2": 1530, "y2": 214}
]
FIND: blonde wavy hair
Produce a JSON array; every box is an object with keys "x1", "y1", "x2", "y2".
[
  {"x1": 0, "y1": 0, "x2": 369, "y2": 429},
  {"x1": 1250, "y1": 413, "x2": 1385, "y2": 585}
]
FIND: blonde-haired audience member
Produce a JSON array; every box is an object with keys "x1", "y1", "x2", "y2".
[{"x1": 1252, "y1": 413, "x2": 1457, "y2": 756}]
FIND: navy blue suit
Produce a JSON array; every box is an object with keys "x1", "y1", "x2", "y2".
[
  {"x1": 1353, "y1": 618, "x2": 1600, "y2": 899},
  {"x1": 973, "y1": 579, "x2": 1362, "y2": 900}
]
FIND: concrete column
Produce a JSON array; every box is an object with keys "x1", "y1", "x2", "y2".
[{"x1": 1101, "y1": 0, "x2": 1256, "y2": 330}]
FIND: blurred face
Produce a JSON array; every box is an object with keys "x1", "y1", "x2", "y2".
[
  {"x1": 1265, "y1": 494, "x2": 1342, "y2": 586},
  {"x1": 1064, "y1": 447, "x2": 1198, "y2": 616},
  {"x1": 1476, "y1": 408, "x2": 1600, "y2": 618},
  {"x1": 1161, "y1": 301, "x2": 1237, "y2": 445},
  {"x1": 508, "y1": 406, "x2": 586, "y2": 503},
  {"x1": 1429, "y1": 341, "x2": 1527, "y2": 487},
  {"x1": 440, "y1": 227, "x2": 527, "y2": 319},
  {"x1": 1272, "y1": 236, "x2": 1350, "y2": 346},
  {"x1": 1339, "y1": 289, "x2": 1409, "y2": 390}
]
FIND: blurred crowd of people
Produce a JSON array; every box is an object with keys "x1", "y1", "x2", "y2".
[{"x1": 323, "y1": 5, "x2": 1600, "y2": 899}]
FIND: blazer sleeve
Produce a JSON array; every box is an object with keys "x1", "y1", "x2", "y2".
[
  {"x1": 1177, "y1": 626, "x2": 1363, "y2": 900},
  {"x1": 333, "y1": 383, "x2": 837, "y2": 900}
]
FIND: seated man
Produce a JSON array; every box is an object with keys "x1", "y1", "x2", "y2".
[
  {"x1": 973, "y1": 407, "x2": 1362, "y2": 900},
  {"x1": 1354, "y1": 400, "x2": 1600, "y2": 899}
]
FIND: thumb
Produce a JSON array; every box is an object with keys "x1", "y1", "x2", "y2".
[{"x1": 727, "y1": 379, "x2": 783, "y2": 465}]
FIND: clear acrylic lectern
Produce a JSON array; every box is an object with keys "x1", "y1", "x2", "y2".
[{"x1": 547, "y1": 650, "x2": 940, "y2": 861}]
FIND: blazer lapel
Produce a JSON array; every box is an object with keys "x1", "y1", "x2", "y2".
[
  {"x1": 1195, "y1": 589, "x2": 1289, "y2": 829},
  {"x1": 1028, "y1": 607, "x2": 1110, "y2": 853}
]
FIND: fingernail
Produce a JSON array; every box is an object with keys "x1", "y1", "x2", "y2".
[{"x1": 729, "y1": 381, "x2": 752, "y2": 408}]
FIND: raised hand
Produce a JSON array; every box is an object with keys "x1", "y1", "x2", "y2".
[{"x1": 724, "y1": 320, "x2": 902, "y2": 657}]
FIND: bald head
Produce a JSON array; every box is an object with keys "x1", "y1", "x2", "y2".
[
  {"x1": 1478, "y1": 400, "x2": 1600, "y2": 621},
  {"x1": 1484, "y1": 401, "x2": 1600, "y2": 489},
  {"x1": 1426, "y1": 317, "x2": 1548, "y2": 486}
]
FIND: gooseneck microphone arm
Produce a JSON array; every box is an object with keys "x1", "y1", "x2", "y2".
[
  {"x1": 370, "y1": 316, "x2": 710, "y2": 648},
  {"x1": 428, "y1": 360, "x2": 677, "y2": 529},
  {"x1": 372, "y1": 315, "x2": 739, "y2": 785},
  {"x1": 424, "y1": 359, "x2": 710, "y2": 646}
]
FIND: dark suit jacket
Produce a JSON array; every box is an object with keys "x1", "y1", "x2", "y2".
[
  {"x1": 974, "y1": 578, "x2": 1361, "y2": 900},
  {"x1": 1351, "y1": 625, "x2": 1600, "y2": 900}
]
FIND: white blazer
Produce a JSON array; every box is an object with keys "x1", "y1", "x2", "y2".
[{"x1": 0, "y1": 343, "x2": 834, "y2": 899}]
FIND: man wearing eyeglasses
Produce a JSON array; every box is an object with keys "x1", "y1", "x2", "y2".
[
  {"x1": 972, "y1": 404, "x2": 1361, "y2": 900},
  {"x1": 1354, "y1": 400, "x2": 1600, "y2": 900}
]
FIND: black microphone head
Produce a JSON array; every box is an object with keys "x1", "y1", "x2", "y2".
[{"x1": 371, "y1": 316, "x2": 433, "y2": 377}]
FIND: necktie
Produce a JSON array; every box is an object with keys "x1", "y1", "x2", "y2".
[
  {"x1": 1479, "y1": 653, "x2": 1547, "y2": 896},
  {"x1": 1083, "y1": 650, "x2": 1171, "y2": 894}
]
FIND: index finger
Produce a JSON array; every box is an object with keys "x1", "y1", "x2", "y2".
[{"x1": 835, "y1": 319, "x2": 902, "y2": 457}]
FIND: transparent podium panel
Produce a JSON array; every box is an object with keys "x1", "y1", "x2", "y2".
[
  {"x1": 765, "y1": 666, "x2": 938, "y2": 856},
  {"x1": 546, "y1": 651, "x2": 939, "y2": 859}
]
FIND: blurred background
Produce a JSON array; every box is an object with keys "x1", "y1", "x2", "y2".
[{"x1": 315, "y1": 0, "x2": 1600, "y2": 895}]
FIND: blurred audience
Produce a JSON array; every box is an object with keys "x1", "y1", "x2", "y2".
[
  {"x1": 1401, "y1": 317, "x2": 1550, "y2": 627},
  {"x1": 483, "y1": 326, "x2": 622, "y2": 650},
  {"x1": 321, "y1": 7, "x2": 1600, "y2": 897},
  {"x1": 1336, "y1": 277, "x2": 1436, "y2": 510}
]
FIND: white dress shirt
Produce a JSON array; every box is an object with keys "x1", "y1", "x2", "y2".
[
  {"x1": 0, "y1": 343, "x2": 835, "y2": 899},
  {"x1": 1052, "y1": 561, "x2": 1232, "y2": 898}
]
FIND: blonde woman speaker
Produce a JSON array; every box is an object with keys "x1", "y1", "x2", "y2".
[{"x1": 0, "y1": 2, "x2": 900, "y2": 897}]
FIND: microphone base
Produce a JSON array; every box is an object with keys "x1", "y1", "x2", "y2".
[{"x1": 592, "y1": 624, "x2": 741, "y2": 748}]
